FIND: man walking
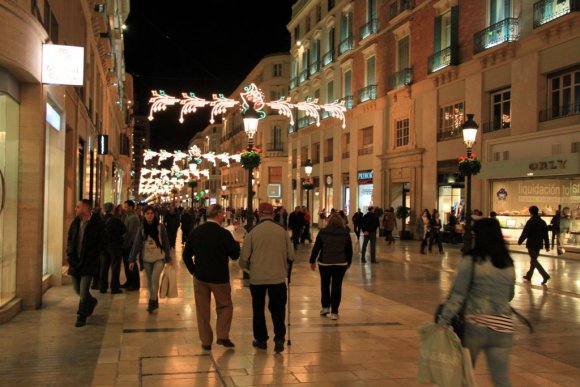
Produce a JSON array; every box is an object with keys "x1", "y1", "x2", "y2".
[
  {"x1": 288, "y1": 206, "x2": 304, "y2": 248},
  {"x1": 518, "y1": 205, "x2": 551, "y2": 285},
  {"x1": 164, "y1": 205, "x2": 180, "y2": 249},
  {"x1": 361, "y1": 206, "x2": 380, "y2": 263},
  {"x1": 66, "y1": 199, "x2": 107, "y2": 327},
  {"x1": 352, "y1": 208, "x2": 363, "y2": 240},
  {"x1": 239, "y1": 203, "x2": 295, "y2": 353},
  {"x1": 121, "y1": 200, "x2": 140, "y2": 291},
  {"x1": 183, "y1": 204, "x2": 240, "y2": 350},
  {"x1": 100, "y1": 202, "x2": 126, "y2": 294}
]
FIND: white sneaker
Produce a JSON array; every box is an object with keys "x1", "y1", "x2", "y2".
[
  {"x1": 329, "y1": 313, "x2": 339, "y2": 320},
  {"x1": 320, "y1": 307, "x2": 330, "y2": 316}
]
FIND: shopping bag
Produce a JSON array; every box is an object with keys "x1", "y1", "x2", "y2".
[
  {"x1": 462, "y1": 347, "x2": 478, "y2": 387},
  {"x1": 417, "y1": 322, "x2": 464, "y2": 386},
  {"x1": 159, "y1": 264, "x2": 178, "y2": 298}
]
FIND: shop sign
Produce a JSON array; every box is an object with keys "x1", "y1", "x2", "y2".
[
  {"x1": 529, "y1": 160, "x2": 567, "y2": 171},
  {"x1": 325, "y1": 175, "x2": 333, "y2": 187},
  {"x1": 357, "y1": 170, "x2": 373, "y2": 184},
  {"x1": 267, "y1": 184, "x2": 281, "y2": 198},
  {"x1": 42, "y1": 44, "x2": 84, "y2": 86},
  {"x1": 97, "y1": 134, "x2": 109, "y2": 155},
  {"x1": 480, "y1": 153, "x2": 580, "y2": 178}
]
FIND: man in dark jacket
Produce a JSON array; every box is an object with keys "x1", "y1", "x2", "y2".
[
  {"x1": 288, "y1": 206, "x2": 304, "y2": 248},
  {"x1": 180, "y1": 207, "x2": 194, "y2": 245},
  {"x1": 67, "y1": 199, "x2": 107, "y2": 327},
  {"x1": 361, "y1": 206, "x2": 380, "y2": 263},
  {"x1": 352, "y1": 208, "x2": 363, "y2": 240},
  {"x1": 518, "y1": 205, "x2": 551, "y2": 284},
  {"x1": 183, "y1": 204, "x2": 240, "y2": 350},
  {"x1": 100, "y1": 202, "x2": 126, "y2": 294},
  {"x1": 163, "y1": 205, "x2": 180, "y2": 249}
]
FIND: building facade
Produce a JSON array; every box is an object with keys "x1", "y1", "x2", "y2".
[
  {"x1": 0, "y1": 0, "x2": 132, "y2": 322},
  {"x1": 287, "y1": 0, "x2": 580, "y2": 243}
]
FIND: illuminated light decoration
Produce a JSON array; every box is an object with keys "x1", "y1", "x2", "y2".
[
  {"x1": 295, "y1": 98, "x2": 321, "y2": 127},
  {"x1": 319, "y1": 100, "x2": 348, "y2": 129},
  {"x1": 170, "y1": 164, "x2": 181, "y2": 174},
  {"x1": 148, "y1": 90, "x2": 180, "y2": 121},
  {"x1": 141, "y1": 167, "x2": 151, "y2": 176},
  {"x1": 143, "y1": 149, "x2": 159, "y2": 163},
  {"x1": 230, "y1": 154, "x2": 241, "y2": 163},
  {"x1": 188, "y1": 145, "x2": 202, "y2": 158},
  {"x1": 200, "y1": 169, "x2": 210, "y2": 179},
  {"x1": 216, "y1": 153, "x2": 231, "y2": 166},
  {"x1": 179, "y1": 92, "x2": 210, "y2": 123},
  {"x1": 266, "y1": 97, "x2": 295, "y2": 125},
  {"x1": 172, "y1": 150, "x2": 189, "y2": 163},
  {"x1": 209, "y1": 94, "x2": 239, "y2": 124},
  {"x1": 203, "y1": 152, "x2": 217, "y2": 166},
  {"x1": 159, "y1": 169, "x2": 171, "y2": 178},
  {"x1": 240, "y1": 83, "x2": 266, "y2": 119},
  {"x1": 189, "y1": 163, "x2": 197, "y2": 172},
  {"x1": 157, "y1": 149, "x2": 173, "y2": 164}
]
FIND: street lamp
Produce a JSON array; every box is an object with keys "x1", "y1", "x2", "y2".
[
  {"x1": 461, "y1": 113, "x2": 479, "y2": 252},
  {"x1": 243, "y1": 101, "x2": 260, "y2": 229},
  {"x1": 304, "y1": 158, "x2": 313, "y2": 217},
  {"x1": 221, "y1": 184, "x2": 227, "y2": 206}
]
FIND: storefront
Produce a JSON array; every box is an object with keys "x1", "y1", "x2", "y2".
[
  {"x1": 482, "y1": 153, "x2": 580, "y2": 251},
  {"x1": 357, "y1": 169, "x2": 374, "y2": 213},
  {"x1": 437, "y1": 172, "x2": 464, "y2": 224},
  {"x1": 324, "y1": 174, "x2": 333, "y2": 213},
  {"x1": 342, "y1": 173, "x2": 350, "y2": 215}
]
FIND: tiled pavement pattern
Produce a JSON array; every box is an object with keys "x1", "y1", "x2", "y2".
[{"x1": 1, "y1": 230, "x2": 580, "y2": 386}]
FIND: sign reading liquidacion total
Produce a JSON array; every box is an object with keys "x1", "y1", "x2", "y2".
[{"x1": 42, "y1": 44, "x2": 84, "y2": 86}]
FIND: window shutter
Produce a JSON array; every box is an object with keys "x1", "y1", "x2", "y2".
[
  {"x1": 434, "y1": 15, "x2": 442, "y2": 53},
  {"x1": 450, "y1": 6, "x2": 459, "y2": 64}
]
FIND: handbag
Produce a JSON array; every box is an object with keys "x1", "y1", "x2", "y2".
[{"x1": 434, "y1": 256, "x2": 475, "y2": 343}]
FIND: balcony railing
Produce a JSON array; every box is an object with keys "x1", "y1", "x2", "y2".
[
  {"x1": 428, "y1": 46, "x2": 458, "y2": 74},
  {"x1": 322, "y1": 49, "x2": 335, "y2": 66},
  {"x1": 360, "y1": 18, "x2": 378, "y2": 40},
  {"x1": 534, "y1": 0, "x2": 579, "y2": 28},
  {"x1": 358, "y1": 85, "x2": 377, "y2": 103},
  {"x1": 388, "y1": 68, "x2": 413, "y2": 90},
  {"x1": 437, "y1": 128, "x2": 463, "y2": 141},
  {"x1": 338, "y1": 36, "x2": 353, "y2": 55},
  {"x1": 389, "y1": 0, "x2": 413, "y2": 20},
  {"x1": 266, "y1": 142, "x2": 285, "y2": 152},
  {"x1": 539, "y1": 104, "x2": 580, "y2": 122},
  {"x1": 482, "y1": 121, "x2": 510, "y2": 133},
  {"x1": 288, "y1": 125, "x2": 297, "y2": 134},
  {"x1": 342, "y1": 151, "x2": 350, "y2": 159},
  {"x1": 474, "y1": 18, "x2": 520, "y2": 54},
  {"x1": 290, "y1": 76, "x2": 298, "y2": 89},
  {"x1": 299, "y1": 69, "x2": 309, "y2": 83},
  {"x1": 321, "y1": 110, "x2": 333, "y2": 119},
  {"x1": 309, "y1": 60, "x2": 320, "y2": 75},
  {"x1": 324, "y1": 155, "x2": 334, "y2": 162},
  {"x1": 297, "y1": 116, "x2": 316, "y2": 128},
  {"x1": 358, "y1": 146, "x2": 373, "y2": 156},
  {"x1": 339, "y1": 95, "x2": 354, "y2": 110}
]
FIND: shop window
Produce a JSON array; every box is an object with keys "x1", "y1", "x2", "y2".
[
  {"x1": 548, "y1": 68, "x2": 580, "y2": 120},
  {"x1": 269, "y1": 167, "x2": 282, "y2": 184},
  {"x1": 395, "y1": 118, "x2": 409, "y2": 148},
  {"x1": 490, "y1": 89, "x2": 511, "y2": 132},
  {"x1": 438, "y1": 101, "x2": 464, "y2": 141}
]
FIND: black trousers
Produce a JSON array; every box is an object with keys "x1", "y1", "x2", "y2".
[
  {"x1": 291, "y1": 227, "x2": 301, "y2": 247},
  {"x1": 250, "y1": 283, "x2": 287, "y2": 343},
  {"x1": 319, "y1": 265, "x2": 347, "y2": 314},
  {"x1": 122, "y1": 247, "x2": 140, "y2": 288},
  {"x1": 429, "y1": 231, "x2": 443, "y2": 252},
  {"x1": 301, "y1": 224, "x2": 312, "y2": 243},
  {"x1": 354, "y1": 224, "x2": 361, "y2": 239},
  {"x1": 526, "y1": 248, "x2": 549, "y2": 280},
  {"x1": 100, "y1": 245, "x2": 122, "y2": 291}
]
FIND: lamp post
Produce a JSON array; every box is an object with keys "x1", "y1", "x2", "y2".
[
  {"x1": 221, "y1": 184, "x2": 227, "y2": 207},
  {"x1": 304, "y1": 159, "x2": 313, "y2": 216},
  {"x1": 242, "y1": 102, "x2": 260, "y2": 229},
  {"x1": 461, "y1": 113, "x2": 479, "y2": 252}
]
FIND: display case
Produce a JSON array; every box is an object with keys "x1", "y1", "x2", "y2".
[{"x1": 496, "y1": 214, "x2": 552, "y2": 244}]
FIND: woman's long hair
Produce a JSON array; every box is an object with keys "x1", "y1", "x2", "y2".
[
  {"x1": 142, "y1": 206, "x2": 162, "y2": 250},
  {"x1": 470, "y1": 218, "x2": 513, "y2": 268},
  {"x1": 326, "y1": 213, "x2": 345, "y2": 230}
]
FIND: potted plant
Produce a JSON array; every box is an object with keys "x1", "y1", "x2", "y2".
[
  {"x1": 302, "y1": 178, "x2": 315, "y2": 190},
  {"x1": 396, "y1": 206, "x2": 413, "y2": 240},
  {"x1": 458, "y1": 154, "x2": 482, "y2": 177},
  {"x1": 240, "y1": 147, "x2": 262, "y2": 170}
]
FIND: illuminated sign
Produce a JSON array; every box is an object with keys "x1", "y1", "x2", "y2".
[
  {"x1": 267, "y1": 184, "x2": 282, "y2": 198},
  {"x1": 46, "y1": 103, "x2": 61, "y2": 131},
  {"x1": 97, "y1": 134, "x2": 109, "y2": 155},
  {"x1": 42, "y1": 44, "x2": 84, "y2": 86},
  {"x1": 357, "y1": 170, "x2": 373, "y2": 184}
]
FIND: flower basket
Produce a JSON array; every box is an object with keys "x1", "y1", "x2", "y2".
[
  {"x1": 240, "y1": 148, "x2": 261, "y2": 170},
  {"x1": 187, "y1": 179, "x2": 198, "y2": 189},
  {"x1": 302, "y1": 178, "x2": 315, "y2": 190},
  {"x1": 458, "y1": 155, "x2": 482, "y2": 177}
]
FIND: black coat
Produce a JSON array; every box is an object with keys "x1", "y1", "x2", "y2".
[
  {"x1": 104, "y1": 214, "x2": 126, "y2": 249},
  {"x1": 67, "y1": 213, "x2": 107, "y2": 277},
  {"x1": 518, "y1": 215, "x2": 549, "y2": 250},
  {"x1": 361, "y1": 212, "x2": 380, "y2": 234},
  {"x1": 309, "y1": 227, "x2": 353, "y2": 266},
  {"x1": 288, "y1": 211, "x2": 305, "y2": 230}
]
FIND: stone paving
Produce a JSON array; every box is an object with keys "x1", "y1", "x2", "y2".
[{"x1": 1, "y1": 230, "x2": 579, "y2": 386}]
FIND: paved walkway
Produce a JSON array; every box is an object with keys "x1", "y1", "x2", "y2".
[{"x1": 1, "y1": 230, "x2": 580, "y2": 386}]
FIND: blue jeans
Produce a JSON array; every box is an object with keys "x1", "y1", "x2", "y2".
[
  {"x1": 142, "y1": 260, "x2": 165, "y2": 301},
  {"x1": 463, "y1": 322, "x2": 513, "y2": 387},
  {"x1": 361, "y1": 233, "x2": 377, "y2": 262}
]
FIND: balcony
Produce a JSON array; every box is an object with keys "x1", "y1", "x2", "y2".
[
  {"x1": 322, "y1": 49, "x2": 335, "y2": 66},
  {"x1": 266, "y1": 142, "x2": 285, "y2": 152},
  {"x1": 299, "y1": 69, "x2": 309, "y2": 84},
  {"x1": 389, "y1": 0, "x2": 413, "y2": 20},
  {"x1": 388, "y1": 68, "x2": 413, "y2": 90},
  {"x1": 290, "y1": 76, "x2": 298, "y2": 89},
  {"x1": 473, "y1": 18, "x2": 519, "y2": 54},
  {"x1": 358, "y1": 146, "x2": 373, "y2": 156},
  {"x1": 309, "y1": 60, "x2": 320, "y2": 76},
  {"x1": 534, "y1": 0, "x2": 579, "y2": 28},
  {"x1": 482, "y1": 120, "x2": 510, "y2": 133},
  {"x1": 338, "y1": 36, "x2": 353, "y2": 55},
  {"x1": 324, "y1": 155, "x2": 334, "y2": 162},
  {"x1": 428, "y1": 46, "x2": 458, "y2": 74},
  {"x1": 341, "y1": 151, "x2": 350, "y2": 159},
  {"x1": 437, "y1": 128, "x2": 463, "y2": 141},
  {"x1": 297, "y1": 116, "x2": 316, "y2": 128},
  {"x1": 288, "y1": 125, "x2": 297, "y2": 134},
  {"x1": 360, "y1": 18, "x2": 378, "y2": 40},
  {"x1": 539, "y1": 104, "x2": 580, "y2": 122},
  {"x1": 339, "y1": 95, "x2": 354, "y2": 110},
  {"x1": 358, "y1": 85, "x2": 377, "y2": 103}
]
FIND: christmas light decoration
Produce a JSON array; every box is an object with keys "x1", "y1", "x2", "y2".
[
  {"x1": 209, "y1": 94, "x2": 239, "y2": 124},
  {"x1": 295, "y1": 98, "x2": 322, "y2": 127},
  {"x1": 320, "y1": 100, "x2": 347, "y2": 129},
  {"x1": 148, "y1": 90, "x2": 180, "y2": 121},
  {"x1": 179, "y1": 92, "x2": 210, "y2": 123},
  {"x1": 266, "y1": 97, "x2": 295, "y2": 125}
]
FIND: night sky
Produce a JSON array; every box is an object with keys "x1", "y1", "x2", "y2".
[{"x1": 124, "y1": 0, "x2": 296, "y2": 151}]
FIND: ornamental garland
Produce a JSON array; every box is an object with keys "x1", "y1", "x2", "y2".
[
  {"x1": 302, "y1": 178, "x2": 315, "y2": 190},
  {"x1": 458, "y1": 154, "x2": 482, "y2": 177},
  {"x1": 240, "y1": 147, "x2": 262, "y2": 170}
]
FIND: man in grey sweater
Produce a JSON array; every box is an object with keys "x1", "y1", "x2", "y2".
[{"x1": 239, "y1": 202, "x2": 295, "y2": 353}]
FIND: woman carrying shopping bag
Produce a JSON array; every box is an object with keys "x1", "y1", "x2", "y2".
[
  {"x1": 129, "y1": 206, "x2": 173, "y2": 313},
  {"x1": 436, "y1": 218, "x2": 515, "y2": 387}
]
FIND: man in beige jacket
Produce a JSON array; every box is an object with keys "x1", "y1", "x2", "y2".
[{"x1": 239, "y1": 202, "x2": 295, "y2": 353}]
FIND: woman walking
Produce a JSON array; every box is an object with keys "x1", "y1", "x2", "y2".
[
  {"x1": 129, "y1": 206, "x2": 173, "y2": 313},
  {"x1": 428, "y1": 209, "x2": 444, "y2": 253},
  {"x1": 309, "y1": 214, "x2": 353, "y2": 320},
  {"x1": 382, "y1": 207, "x2": 397, "y2": 244},
  {"x1": 419, "y1": 209, "x2": 431, "y2": 254},
  {"x1": 437, "y1": 218, "x2": 516, "y2": 387}
]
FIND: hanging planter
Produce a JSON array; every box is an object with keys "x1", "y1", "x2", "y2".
[
  {"x1": 302, "y1": 178, "x2": 315, "y2": 190},
  {"x1": 240, "y1": 147, "x2": 261, "y2": 170},
  {"x1": 458, "y1": 154, "x2": 482, "y2": 177},
  {"x1": 187, "y1": 179, "x2": 198, "y2": 189}
]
